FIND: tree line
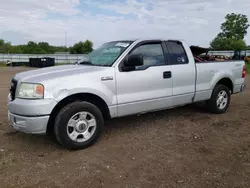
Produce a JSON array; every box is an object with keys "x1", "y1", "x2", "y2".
[
  {"x1": 0, "y1": 40, "x2": 93, "y2": 54},
  {"x1": 210, "y1": 13, "x2": 250, "y2": 50},
  {"x1": 0, "y1": 12, "x2": 250, "y2": 54}
]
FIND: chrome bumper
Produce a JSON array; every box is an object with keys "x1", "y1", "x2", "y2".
[
  {"x1": 233, "y1": 83, "x2": 246, "y2": 94},
  {"x1": 8, "y1": 111, "x2": 49, "y2": 134},
  {"x1": 240, "y1": 84, "x2": 246, "y2": 92},
  {"x1": 7, "y1": 94, "x2": 57, "y2": 116},
  {"x1": 7, "y1": 94, "x2": 57, "y2": 134}
]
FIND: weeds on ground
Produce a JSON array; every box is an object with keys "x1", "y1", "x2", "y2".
[
  {"x1": 246, "y1": 63, "x2": 250, "y2": 73},
  {"x1": 0, "y1": 63, "x2": 6, "y2": 67}
]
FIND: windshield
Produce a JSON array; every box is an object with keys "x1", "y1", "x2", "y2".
[{"x1": 77, "y1": 41, "x2": 133, "y2": 66}]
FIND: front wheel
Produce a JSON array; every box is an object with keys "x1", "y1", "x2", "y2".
[
  {"x1": 54, "y1": 101, "x2": 104, "y2": 150},
  {"x1": 206, "y1": 84, "x2": 231, "y2": 114}
]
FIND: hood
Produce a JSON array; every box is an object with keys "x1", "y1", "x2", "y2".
[{"x1": 14, "y1": 64, "x2": 109, "y2": 83}]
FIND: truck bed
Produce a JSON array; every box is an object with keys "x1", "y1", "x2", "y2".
[{"x1": 193, "y1": 60, "x2": 245, "y2": 102}]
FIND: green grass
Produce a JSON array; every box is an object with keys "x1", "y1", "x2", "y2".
[
  {"x1": 0, "y1": 63, "x2": 71, "y2": 67},
  {"x1": 55, "y1": 62, "x2": 72, "y2": 66},
  {"x1": 0, "y1": 63, "x2": 27, "y2": 67},
  {"x1": 246, "y1": 63, "x2": 250, "y2": 73}
]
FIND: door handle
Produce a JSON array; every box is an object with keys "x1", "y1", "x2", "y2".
[{"x1": 163, "y1": 71, "x2": 172, "y2": 79}]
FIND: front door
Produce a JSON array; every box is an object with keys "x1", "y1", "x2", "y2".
[{"x1": 115, "y1": 41, "x2": 173, "y2": 117}]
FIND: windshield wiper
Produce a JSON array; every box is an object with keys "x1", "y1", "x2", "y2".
[
  {"x1": 94, "y1": 64, "x2": 111, "y2": 67},
  {"x1": 78, "y1": 61, "x2": 93, "y2": 65},
  {"x1": 78, "y1": 61, "x2": 110, "y2": 67},
  {"x1": 76, "y1": 60, "x2": 111, "y2": 67}
]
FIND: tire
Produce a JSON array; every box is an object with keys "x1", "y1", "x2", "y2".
[
  {"x1": 206, "y1": 84, "x2": 231, "y2": 114},
  {"x1": 54, "y1": 101, "x2": 104, "y2": 150}
]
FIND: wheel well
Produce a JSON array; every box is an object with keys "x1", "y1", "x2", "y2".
[
  {"x1": 216, "y1": 78, "x2": 233, "y2": 92},
  {"x1": 46, "y1": 93, "x2": 110, "y2": 135}
]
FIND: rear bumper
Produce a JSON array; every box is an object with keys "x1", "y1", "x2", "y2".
[
  {"x1": 233, "y1": 83, "x2": 246, "y2": 94},
  {"x1": 240, "y1": 84, "x2": 246, "y2": 92},
  {"x1": 8, "y1": 111, "x2": 48, "y2": 134}
]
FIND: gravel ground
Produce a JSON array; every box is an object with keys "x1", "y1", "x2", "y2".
[{"x1": 0, "y1": 67, "x2": 250, "y2": 188}]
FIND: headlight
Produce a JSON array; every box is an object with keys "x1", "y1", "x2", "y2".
[{"x1": 16, "y1": 83, "x2": 44, "y2": 99}]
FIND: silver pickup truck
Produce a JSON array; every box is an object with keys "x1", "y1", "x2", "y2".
[{"x1": 8, "y1": 39, "x2": 246, "y2": 150}]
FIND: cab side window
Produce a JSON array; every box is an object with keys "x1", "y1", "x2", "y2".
[
  {"x1": 165, "y1": 41, "x2": 189, "y2": 65},
  {"x1": 130, "y1": 43, "x2": 165, "y2": 70}
]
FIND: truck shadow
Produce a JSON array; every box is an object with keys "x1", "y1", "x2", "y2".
[{"x1": 104, "y1": 103, "x2": 210, "y2": 133}]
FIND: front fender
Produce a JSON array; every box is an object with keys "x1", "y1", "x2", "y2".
[{"x1": 49, "y1": 80, "x2": 116, "y2": 106}]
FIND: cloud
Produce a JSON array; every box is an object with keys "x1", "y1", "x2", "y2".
[{"x1": 0, "y1": 0, "x2": 250, "y2": 48}]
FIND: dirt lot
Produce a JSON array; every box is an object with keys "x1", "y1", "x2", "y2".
[{"x1": 0, "y1": 67, "x2": 250, "y2": 188}]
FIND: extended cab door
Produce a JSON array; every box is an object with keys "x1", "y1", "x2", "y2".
[
  {"x1": 115, "y1": 41, "x2": 173, "y2": 117},
  {"x1": 164, "y1": 40, "x2": 196, "y2": 106}
]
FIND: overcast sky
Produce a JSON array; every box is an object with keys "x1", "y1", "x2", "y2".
[{"x1": 0, "y1": 0, "x2": 250, "y2": 48}]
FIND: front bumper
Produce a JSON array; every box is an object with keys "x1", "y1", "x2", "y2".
[
  {"x1": 7, "y1": 94, "x2": 58, "y2": 134},
  {"x1": 8, "y1": 111, "x2": 49, "y2": 134},
  {"x1": 8, "y1": 94, "x2": 57, "y2": 116}
]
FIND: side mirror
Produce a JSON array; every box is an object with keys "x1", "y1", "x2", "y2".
[{"x1": 124, "y1": 54, "x2": 143, "y2": 67}]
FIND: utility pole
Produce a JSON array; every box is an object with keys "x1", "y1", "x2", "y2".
[
  {"x1": 65, "y1": 29, "x2": 67, "y2": 50},
  {"x1": 65, "y1": 29, "x2": 68, "y2": 63}
]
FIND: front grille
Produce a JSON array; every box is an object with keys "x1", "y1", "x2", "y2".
[{"x1": 10, "y1": 79, "x2": 17, "y2": 100}]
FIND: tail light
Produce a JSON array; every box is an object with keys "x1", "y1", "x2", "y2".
[{"x1": 242, "y1": 65, "x2": 246, "y2": 78}]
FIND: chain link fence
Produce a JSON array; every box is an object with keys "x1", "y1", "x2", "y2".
[
  {"x1": 1, "y1": 50, "x2": 250, "y2": 64},
  {"x1": 0, "y1": 53, "x2": 88, "y2": 64}
]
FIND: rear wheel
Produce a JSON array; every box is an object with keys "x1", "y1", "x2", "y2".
[
  {"x1": 54, "y1": 101, "x2": 104, "y2": 150},
  {"x1": 206, "y1": 84, "x2": 231, "y2": 114}
]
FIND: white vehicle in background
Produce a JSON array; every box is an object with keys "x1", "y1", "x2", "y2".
[
  {"x1": 8, "y1": 39, "x2": 246, "y2": 150},
  {"x1": 5, "y1": 60, "x2": 12, "y2": 66}
]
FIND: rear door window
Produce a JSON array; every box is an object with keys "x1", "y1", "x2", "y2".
[{"x1": 165, "y1": 41, "x2": 189, "y2": 65}]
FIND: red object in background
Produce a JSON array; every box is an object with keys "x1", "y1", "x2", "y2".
[{"x1": 194, "y1": 55, "x2": 205, "y2": 62}]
